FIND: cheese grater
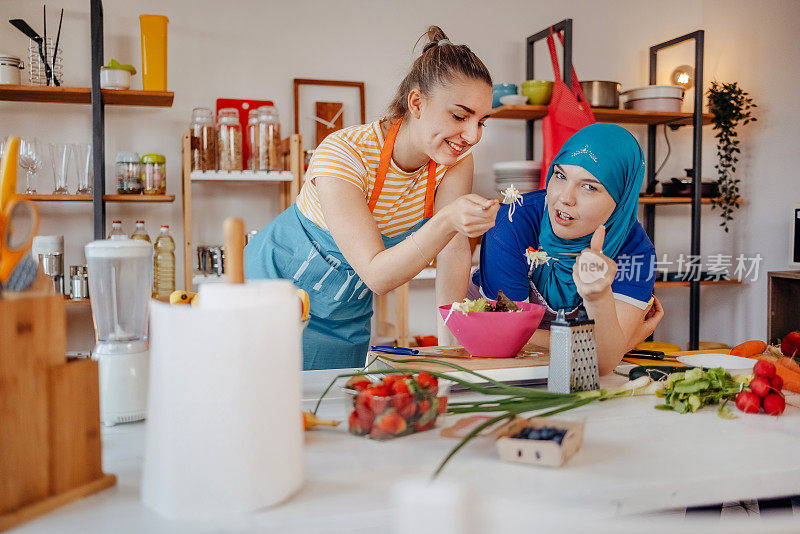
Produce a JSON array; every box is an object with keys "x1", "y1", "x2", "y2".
[{"x1": 547, "y1": 307, "x2": 600, "y2": 394}]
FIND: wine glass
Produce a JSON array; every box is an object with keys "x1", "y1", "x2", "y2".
[
  {"x1": 19, "y1": 138, "x2": 44, "y2": 194},
  {"x1": 72, "y1": 143, "x2": 93, "y2": 194},
  {"x1": 49, "y1": 142, "x2": 71, "y2": 195}
]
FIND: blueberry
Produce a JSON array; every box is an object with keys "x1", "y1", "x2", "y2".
[
  {"x1": 528, "y1": 429, "x2": 542, "y2": 440},
  {"x1": 540, "y1": 428, "x2": 555, "y2": 440},
  {"x1": 511, "y1": 431, "x2": 525, "y2": 439},
  {"x1": 553, "y1": 434, "x2": 564, "y2": 445}
]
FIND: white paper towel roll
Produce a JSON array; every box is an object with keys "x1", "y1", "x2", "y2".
[{"x1": 142, "y1": 279, "x2": 304, "y2": 519}]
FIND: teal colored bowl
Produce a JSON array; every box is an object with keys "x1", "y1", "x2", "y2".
[
  {"x1": 493, "y1": 83, "x2": 518, "y2": 108},
  {"x1": 522, "y1": 80, "x2": 553, "y2": 105}
]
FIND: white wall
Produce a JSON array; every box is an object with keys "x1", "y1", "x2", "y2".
[{"x1": 2, "y1": 0, "x2": 798, "y2": 350}]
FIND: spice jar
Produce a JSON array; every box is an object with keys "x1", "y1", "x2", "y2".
[
  {"x1": 217, "y1": 108, "x2": 243, "y2": 171},
  {"x1": 247, "y1": 108, "x2": 260, "y2": 171},
  {"x1": 142, "y1": 153, "x2": 167, "y2": 195},
  {"x1": 190, "y1": 107, "x2": 216, "y2": 171},
  {"x1": 257, "y1": 105, "x2": 281, "y2": 171},
  {"x1": 115, "y1": 151, "x2": 142, "y2": 194}
]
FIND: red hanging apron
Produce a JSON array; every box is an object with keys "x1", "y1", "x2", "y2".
[{"x1": 540, "y1": 28, "x2": 596, "y2": 189}]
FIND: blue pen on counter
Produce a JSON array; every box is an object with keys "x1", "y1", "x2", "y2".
[{"x1": 370, "y1": 345, "x2": 419, "y2": 356}]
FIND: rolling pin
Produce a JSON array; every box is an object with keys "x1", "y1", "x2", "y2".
[{"x1": 223, "y1": 217, "x2": 245, "y2": 284}]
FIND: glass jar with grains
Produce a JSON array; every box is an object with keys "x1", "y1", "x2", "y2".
[
  {"x1": 115, "y1": 151, "x2": 142, "y2": 194},
  {"x1": 246, "y1": 108, "x2": 260, "y2": 171},
  {"x1": 217, "y1": 108, "x2": 243, "y2": 171},
  {"x1": 142, "y1": 153, "x2": 167, "y2": 195},
  {"x1": 190, "y1": 107, "x2": 216, "y2": 171},
  {"x1": 257, "y1": 105, "x2": 281, "y2": 171}
]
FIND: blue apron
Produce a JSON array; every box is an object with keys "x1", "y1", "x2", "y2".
[{"x1": 245, "y1": 119, "x2": 438, "y2": 370}]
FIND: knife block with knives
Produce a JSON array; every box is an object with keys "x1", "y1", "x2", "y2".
[{"x1": 0, "y1": 293, "x2": 116, "y2": 531}]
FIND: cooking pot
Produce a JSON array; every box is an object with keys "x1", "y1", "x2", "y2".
[
  {"x1": 580, "y1": 81, "x2": 620, "y2": 108},
  {"x1": 660, "y1": 169, "x2": 719, "y2": 197}
]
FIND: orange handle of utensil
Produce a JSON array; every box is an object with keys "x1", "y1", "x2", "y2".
[{"x1": 0, "y1": 198, "x2": 39, "y2": 283}]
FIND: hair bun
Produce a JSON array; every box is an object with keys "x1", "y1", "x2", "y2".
[{"x1": 422, "y1": 41, "x2": 438, "y2": 53}]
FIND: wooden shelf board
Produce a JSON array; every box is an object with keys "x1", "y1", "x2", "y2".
[
  {"x1": 22, "y1": 194, "x2": 92, "y2": 202},
  {"x1": 190, "y1": 170, "x2": 294, "y2": 182},
  {"x1": 0, "y1": 85, "x2": 173, "y2": 107},
  {"x1": 25, "y1": 193, "x2": 175, "y2": 203},
  {"x1": 64, "y1": 297, "x2": 91, "y2": 306},
  {"x1": 490, "y1": 104, "x2": 712, "y2": 126},
  {"x1": 655, "y1": 279, "x2": 742, "y2": 288},
  {"x1": 639, "y1": 196, "x2": 744, "y2": 205},
  {"x1": 102, "y1": 194, "x2": 175, "y2": 203}
]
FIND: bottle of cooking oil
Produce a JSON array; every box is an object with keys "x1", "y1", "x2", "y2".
[
  {"x1": 153, "y1": 225, "x2": 175, "y2": 298},
  {"x1": 130, "y1": 220, "x2": 151, "y2": 242},
  {"x1": 107, "y1": 220, "x2": 125, "y2": 239}
]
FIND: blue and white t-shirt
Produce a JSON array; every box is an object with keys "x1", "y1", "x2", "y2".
[{"x1": 472, "y1": 189, "x2": 656, "y2": 327}]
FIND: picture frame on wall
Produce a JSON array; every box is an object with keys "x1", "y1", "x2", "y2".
[{"x1": 293, "y1": 78, "x2": 366, "y2": 151}]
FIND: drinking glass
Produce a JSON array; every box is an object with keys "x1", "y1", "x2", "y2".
[
  {"x1": 49, "y1": 142, "x2": 71, "y2": 195},
  {"x1": 19, "y1": 138, "x2": 44, "y2": 194},
  {"x1": 72, "y1": 143, "x2": 93, "y2": 194}
]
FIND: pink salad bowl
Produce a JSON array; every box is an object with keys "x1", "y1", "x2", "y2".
[{"x1": 438, "y1": 300, "x2": 546, "y2": 358}]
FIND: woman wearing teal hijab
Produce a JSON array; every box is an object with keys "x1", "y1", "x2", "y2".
[{"x1": 472, "y1": 123, "x2": 664, "y2": 374}]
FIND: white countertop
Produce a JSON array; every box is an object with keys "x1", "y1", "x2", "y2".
[{"x1": 12, "y1": 368, "x2": 800, "y2": 533}]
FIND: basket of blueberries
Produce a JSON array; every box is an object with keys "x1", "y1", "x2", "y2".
[{"x1": 495, "y1": 416, "x2": 585, "y2": 467}]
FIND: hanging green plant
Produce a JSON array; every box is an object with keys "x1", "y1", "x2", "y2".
[{"x1": 706, "y1": 81, "x2": 756, "y2": 232}]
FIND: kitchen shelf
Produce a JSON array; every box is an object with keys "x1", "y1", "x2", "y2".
[
  {"x1": 64, "y1": 297, "x2": 91, "y2": 306},
  {"x1": 103, "y1": 194, "x2": 175, "y2": 203},
  {"x1": 638, "y1": 196, "x2": 743, "y2": 205},
  {"x1": 0, "y1": 85, "x2": 174, "y2": 107},
  {"x1": 490, "y1": 104, "x2": 712, "y2": 126},
  {"x1": 190, "y1": 170, "x2": 294, "y2": 182},
  {"x1": 24, "y1": 193, "x2": 175, "y2": 203},
  {"x1": 23, "y1": 194, "x2": 93, "y2": 202},
  {"x1": 654, "y1": 279, "x2": 741, "y2": 288}
]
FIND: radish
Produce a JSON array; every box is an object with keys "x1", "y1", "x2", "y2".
[
  {"x1": 735, "y1": 391, "x2": 761, "y2": 414},
  {"x1": 753, "y1": 360, "x2": 777, "y2": 380},
  {"x1": 749, "y1": 377, "x2": 771, "y2": 398},
  {"x1": 763, "y1": 393, "x2": 786, "y2": 416},
  {"x1": 770, "y1": 374, "x2": 784, "y2": 391},
  {"x1": 781, "y1": 332, "x2": 800, "y2": 358}
]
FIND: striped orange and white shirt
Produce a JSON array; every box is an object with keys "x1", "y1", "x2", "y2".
[{"x1": 296, "y1": 121, "x2": 472, "y2": 238}]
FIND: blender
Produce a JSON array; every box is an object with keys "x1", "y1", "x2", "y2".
[{"x1": 85, "y1": 237, "x2": 153, "y2": 426}]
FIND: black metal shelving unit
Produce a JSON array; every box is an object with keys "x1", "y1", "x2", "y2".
[
  {"x1": 521, "y1": 20, "x2": 710, "y2": 350},
  {"x1": 90, "y1": 0, "x2": 106, "y2": 240},
  {"x1": 646, "y1": 31, "x2": 705, "y2": 350}
]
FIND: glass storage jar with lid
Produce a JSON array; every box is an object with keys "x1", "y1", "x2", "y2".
[
  {"x1": 190, "y1": 107, "x2": 216, "y2": 171},
  {"x1": 115, "y1": 151, "x2": 142, "y2": 194},
  {"x1": 257, "y1": 105, "x2": 281, "y2": 171},
  {"x1": 246, "y1": 108, "x2": 260, "y2": 171},
  {"x1": 217, "y1": 108, "x2": 243, "y2": 171},
  {"x1": 142, "y1": 153, "x2": 167, "y2": 195}
]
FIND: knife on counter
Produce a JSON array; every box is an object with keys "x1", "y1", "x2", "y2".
[
  {"x1": 623, "y1": 349, "x2": 679, "y2": 362},
  {"x1": 369, "y1": 345, "x2": 472, "y2": 359}
]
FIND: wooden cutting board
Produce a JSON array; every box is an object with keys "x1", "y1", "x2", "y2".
[{"x1": 371, "y1": 343, "x2": 549, "y2": 374}]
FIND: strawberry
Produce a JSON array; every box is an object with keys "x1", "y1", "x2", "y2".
[
  {"x1": 753, "y1": 360, "x2": 776, "y2": 380},
  {"x1": 749, "y1": 376, "x2": 771, "y2": 398},
  {"x1": 361, "y1": 385, "x2": 391, "y2": 414},
  {"x1": 416, "y1": 398, "x2": 431, "y2": 417},
  {"x1": 370, "y1": 411, "x2": 407, "y2": 438},
  {"x1": 390, "y1": 380, "x2": 411, "y2": 396},
  {"x1": 763, "y1": 393, "x2": 786, "y2": 416},
  {"x1": 735, "y1": 391, "x2": 761, "y2": 414},
  {"x1": 345, "y1": 375, "x2": 372, "y2": 391},
  {"x1": 391, "y1": 392, "x2": 413, "y2": 411},
  {"x1": 348, "y1": 410, "x2": 370, "y2": 435},
  {"x1": 416, "y1": 371, "x2": 438, "y2": 391},
  {"x1": 399, "y1": 400, "x2": 417, "y2": 420},
  {"x1": 414, "y1": 419, "x2": 436, "y2": 432},
  {"x1": 771, "y1": 374, "x2": 784, "y2": 391},
  {"x1": 382, "y1": 374, "x2": 411, "y2": 389},
  {"x1": 781, "y1": 331, "x2": 800, "y2": 358},
  {"x1": 437, "y1": 396, "x2": 448, "y2": 414}
]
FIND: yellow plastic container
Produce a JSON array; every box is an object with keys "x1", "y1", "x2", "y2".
[{"x1": 139, "y1": 15, "x2": 169, "y2": 91}]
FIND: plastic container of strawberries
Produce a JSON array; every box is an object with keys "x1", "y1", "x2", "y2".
[{"x1": 343, "y1": 373, "x2": 451, "y2": 440}]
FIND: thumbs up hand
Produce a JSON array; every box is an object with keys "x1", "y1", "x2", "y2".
[{"x1": 572, "y1": 224, "x2": 617, "y2": 303}]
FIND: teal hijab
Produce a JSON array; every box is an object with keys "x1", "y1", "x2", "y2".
[{"x1": 530, "y1": 123, "x2": 645, "y2": 311}]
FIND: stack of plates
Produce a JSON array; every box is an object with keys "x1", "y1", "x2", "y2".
[{"x1": 494, "y1": 160, "x2": 542, "y2": 193}]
